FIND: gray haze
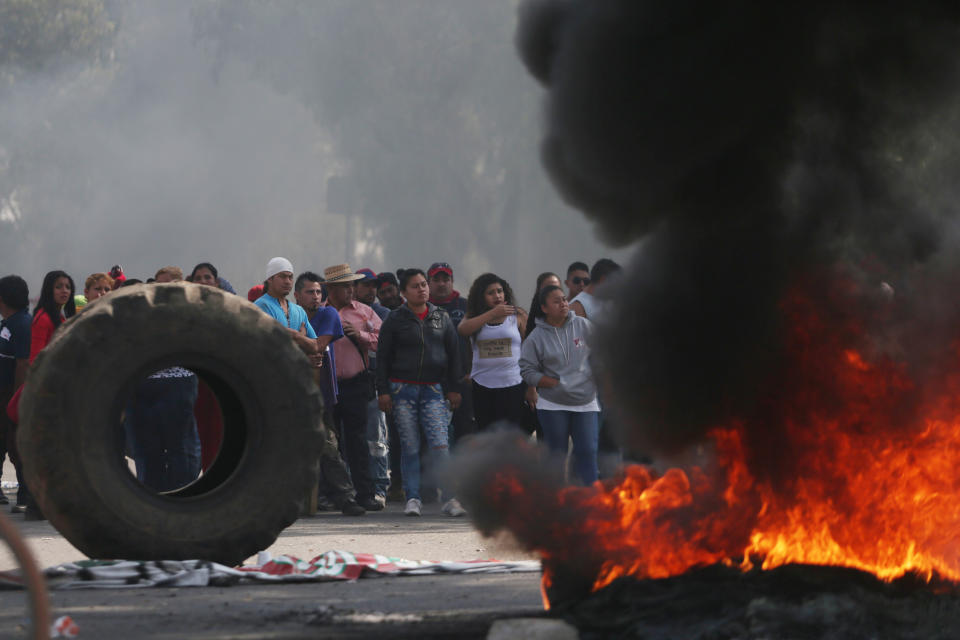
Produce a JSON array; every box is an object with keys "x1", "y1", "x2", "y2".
[{"x1": 0, "y1": 0, "x2": 629, "y2": 301}]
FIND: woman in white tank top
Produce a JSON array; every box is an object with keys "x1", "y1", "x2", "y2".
[{"x1": 458, "y1": 273, "x2": 528, "y2": 431}]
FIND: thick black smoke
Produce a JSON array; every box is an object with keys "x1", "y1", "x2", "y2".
[{"x1": 515, "y1": 1, "x2": 960, "y2": 469}]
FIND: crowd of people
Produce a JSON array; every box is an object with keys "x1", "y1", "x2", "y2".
[{"x1": 0, "y1": 257, "x2": 621, "y2": 520}]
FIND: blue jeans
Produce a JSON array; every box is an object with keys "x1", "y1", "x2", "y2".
[
  {"x1": 390, "y1": 381, "x2": 451, "y2": 501},
  {"x1": 366, "y1": 396, "x2": 389, "y2": 497},
  {"x1": 124, "y1": 374, "x2": 201, "y2": 492},
  {"x1": 537, "y1": 409, "x2": 600, "y2": 485}
]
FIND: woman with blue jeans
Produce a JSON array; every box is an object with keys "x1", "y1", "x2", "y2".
[
  {"x1": 520, "y1": 285, "x2": 599, "y2": 485},
  {"x1": 376, "y1": 269, "x2": 465, "y2": 517}
]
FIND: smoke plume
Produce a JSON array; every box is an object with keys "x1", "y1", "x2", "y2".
[
  {"x1": 448, "y1": 7, "x2": 960, "y2": 590},
  {"x1": 514, "y1": 1, "x2": 960, "y2": 478}
]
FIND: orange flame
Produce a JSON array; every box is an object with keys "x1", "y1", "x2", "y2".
[{"x1": 489, "y1": 283, "x2": 960, "y2": 601}]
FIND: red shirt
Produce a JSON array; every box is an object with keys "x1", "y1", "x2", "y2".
[{"x1": 30, "y1": 310, "x2": 59, "y2": 363}]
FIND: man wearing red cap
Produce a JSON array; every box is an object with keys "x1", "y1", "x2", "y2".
[
  {"x1": 427, "y1": 262, "x2": 475, "y2": 447},
  {"x1": 426, "y1": 263, "x2": 464, "y2": 322}
]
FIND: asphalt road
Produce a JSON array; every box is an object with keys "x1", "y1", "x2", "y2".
[
  {"x1": 0, "y1": 482, "x2": 545, "y2": 638},
  {"x1": 0, "y1": 571, "x2": 545, "y2": 638}
]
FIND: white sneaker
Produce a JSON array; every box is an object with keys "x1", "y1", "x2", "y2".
[
  {"x1": 442, "y1": 498, "x2": 467, "y2": 517},
  {"x1": 404, "y1": 498, "x2": 422, "y2": 517}
]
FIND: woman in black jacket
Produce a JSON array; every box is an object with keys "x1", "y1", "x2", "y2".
[{"x1": 376, "y1": 269, "x2": 464, "y2": 517}]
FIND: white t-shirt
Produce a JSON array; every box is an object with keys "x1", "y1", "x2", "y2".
[
  {"x1": 536, "y1": 396, "x2": 600, "y2": 413},
  {"x1": 570, "y1": 291, "x2": 598, "y2": 320},
  {"x1": 470, "y1": 314, "x2": 523, "y2": 388}
]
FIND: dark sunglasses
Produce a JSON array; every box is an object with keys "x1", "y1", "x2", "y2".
[{"x1": 572, "y1": 277, "x2": 591, "y2": 285}]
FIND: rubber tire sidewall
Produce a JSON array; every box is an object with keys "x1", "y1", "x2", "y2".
[{"x1": 18, "y1": 283, "x2": 322, "y2": 565}]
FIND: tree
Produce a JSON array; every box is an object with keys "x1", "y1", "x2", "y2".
[
  {"x1": 0, "y1": 0, "x2": 116, "y2": 76},
  {"x1": 0, "y1": 0, "x2": 118, "y2": 271},
  {"x1": 192, "y1": 1, "x2": 607, "y2": 282}
]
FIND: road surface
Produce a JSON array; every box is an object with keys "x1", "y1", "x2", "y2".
[{"x1": 0, "y1": 466, "x2": 545, "y2": 638}]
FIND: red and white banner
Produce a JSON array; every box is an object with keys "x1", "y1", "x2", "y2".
[{"x1": 10, "y1": 550, "x2": 539, "y2": 590}]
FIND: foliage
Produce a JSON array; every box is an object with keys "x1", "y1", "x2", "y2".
[{"x1": 0, "y1": 0, "x2": 117, "y2": 74}]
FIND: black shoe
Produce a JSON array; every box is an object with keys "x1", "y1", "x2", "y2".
[
  {"x1": 358, "y1": 496, "x2": 385, "y2": 512},
  {"x1": 0, "y1": 494, "x2": 9, "y2": 505},
  {"x1": 317, "y1": 496, "x2": 337, "y2": 511},
  {"x1": 10, "y1": 504, "x2": 25, "y2": 514},
  {"x1": 339, "y1": 500, "x2": 366, "y2": 516}
]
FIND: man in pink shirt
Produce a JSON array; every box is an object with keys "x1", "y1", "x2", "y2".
[{"x1": 323, "y1": 264, "x2": 383, "y2": 511}]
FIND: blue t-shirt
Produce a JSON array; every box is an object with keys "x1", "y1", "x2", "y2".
[
  {"x1": 308, "y1": 306, "x2": 344, "y2": 341},
  {"x1": 254, "y1": 295, "x2": 317, "y2": 339},
  {"x1": 217, "y1": 277, "x2": 237, "y2": 294},
  {"x1": 308, "y1": 307, "x2": 344, "y2": 409},
  {"x1": 0, "y1": 309, "x2": 31, "y2": 390}
]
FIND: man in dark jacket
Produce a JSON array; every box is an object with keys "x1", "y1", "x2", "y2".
[
  {"x1": 0, "y1": 275, "x2": 30, "y2": 510},
  {"x1": 427, "y1": 262, "x2": 475, "y2": 448}
]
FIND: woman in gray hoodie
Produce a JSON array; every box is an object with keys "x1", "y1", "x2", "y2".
[{"x1": 519, "y1": 285, "x2": 599, "y2": 484}]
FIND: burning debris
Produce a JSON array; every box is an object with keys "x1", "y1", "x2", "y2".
[
  {"x1": 552, "y1": 563, "x2": 960, "y2": 639},
  {"x1": 455, "y1": 0, "x2": 960, "y2": 617},
  {"x1": 460, "y1": 311, "x2": 960, "y2": 604}
]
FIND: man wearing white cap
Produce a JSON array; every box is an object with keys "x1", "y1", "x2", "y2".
[
  {"x1": 254, "y1": 257, "x2": 320, "y2": 355},
  {"x1": 254, "y1": 258, "x2": 366, "y2": 516}
]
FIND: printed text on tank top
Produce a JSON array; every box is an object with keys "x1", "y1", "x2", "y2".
[{"x1": 471, "y1": 314, "x2": 522, "y2": 388}]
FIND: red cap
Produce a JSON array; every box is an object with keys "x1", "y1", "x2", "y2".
[
  {"x1": 427, "y1": 262, "x2": 452, "y2": 278},
  {"x1": 356, "y1": 268, "x2": 378, "y2": 282},
  {"x1": 247, "y1": 284, "x2": 265, "y2": 302}
]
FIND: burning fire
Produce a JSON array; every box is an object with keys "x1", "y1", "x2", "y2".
[{"x1": 482, "y1": 281, "x2": 960, "y2": 602}]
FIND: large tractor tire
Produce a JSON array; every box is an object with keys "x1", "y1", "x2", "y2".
[{"x1": 17, "y1": 283, "x2": 322, "y2": 566}]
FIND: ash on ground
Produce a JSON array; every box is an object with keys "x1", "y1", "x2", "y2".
[{"x1": 551, "y1": 563, "x2": 960, "y2": 640}]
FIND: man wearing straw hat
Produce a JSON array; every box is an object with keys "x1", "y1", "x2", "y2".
[{"x1": 323, "y1": 263, "x2": 384, "y2": 511}]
